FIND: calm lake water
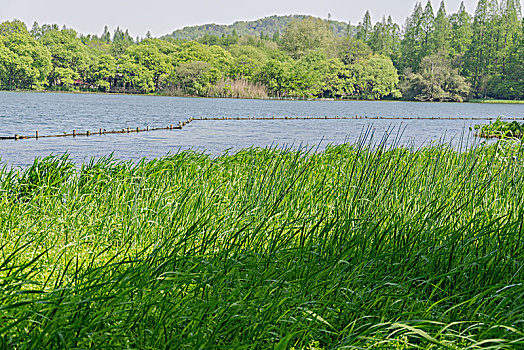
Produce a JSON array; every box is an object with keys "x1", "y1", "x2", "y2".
[{"x1": 1, "y1": 91, "x2": 523, "y2": 167}]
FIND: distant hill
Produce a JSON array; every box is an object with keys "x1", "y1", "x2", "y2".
[{"x1": 165, "y1": 15, "x2": 353, "y2": 41}]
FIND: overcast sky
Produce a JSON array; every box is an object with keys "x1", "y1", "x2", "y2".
[{"x1": 2, "y1": 0, "x2": 523, "y2": 38}]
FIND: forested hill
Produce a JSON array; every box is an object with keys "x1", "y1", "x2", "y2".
[{"x1": 165, "y1": 15, "x2": 352, "y2": 40}]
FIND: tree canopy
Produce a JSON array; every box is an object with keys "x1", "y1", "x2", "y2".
[{"x1": 0, "y1": 0, "x2": 522, "y2": 101}]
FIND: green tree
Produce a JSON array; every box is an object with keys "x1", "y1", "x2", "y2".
[
  {"x1": 272, "y1": 30, "x2": 280, "y2": 43},
  {"x1": 350, "y1": 54, "x2": 401, "y2": 99},
  {"x1": 334, "y1": 37, "x2": 373, "y2": 65},
  {"x1": 291, "y1": 51, "x2": 331, "y2": 97},
  {"x1": 356, "y1": 11, "x2": 373, "y2": 42},
  {"x1": 0, "y1": 19, "x2": 28, "y2": 35},
  {"x1": 0, "y1": 22, "x2": 52, "y2": 89},
  {"x1": 464, "y1": 0, "x2": 500, "y2": 96},
  {"x1": 322, "y1": 58, "x2": 354, "y2": 98},
  {"x1": 39, "y1": 27, "x2": 92, "y2": 87},
  {"x1": 400, "y1": 52, "x2": 470, "y2": 101},
  {"x1": 280, "y1": 17, "x2": 333, "y2": 59},
  {"x1": 401, "y1": 2, "x2": 424, "y2": 72},
  {"x1": 30, "y1": 22, "x2": 43, "y2": 40},
  {"x1": 111, "y1": 27, "x2": 135, "y2": 57},
  {"x1": 431, "y1": 1, "x2": 452, "y2": 54},
  {"x1": 174, "y1": 61, "x2": 220, "y2": 95},
  {"x1": 369, "y1": 16, "x2": 401, "y2": 63},
  {"x1": 89, "y1": 54, "x2": 116, "y2": 91},
  {"x1": 122, "y1": 42, "x2": 173, "y2": 90},
  {"x1": 101, "y1": 25, "x2": 111, "y2": 44},
  {"x1": 118, "y1": 57, "x2": 154, "y2": 93},
  {"x1": 497, "y1": 0, "x2": 521, "y2": 76},
  {"x1": 228, "y1": 45, "x2": 268, "y2": 81},
  {"x1": 420, "y1": 0, "x2": 435, "y2": 56},
  {"x1": 449, "y1": 1, "x2": 473, "y2": 61},
  {"x1": 257, "y1": 59, "x2": 294, "y2": 97},
  {"x1": 491, "y1": 10, "x2": 523, "y2": 99},
  {"x1": 171, "y1": 41, "x2": 232, "y2": 73}
]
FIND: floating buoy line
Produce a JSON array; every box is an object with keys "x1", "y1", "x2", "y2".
[{"x1": 1, "y1": 115, "x2": 522, "y2": 141}]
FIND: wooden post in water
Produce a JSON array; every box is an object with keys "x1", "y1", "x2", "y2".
[
  {"x1": 35, "y1": 130, "x2": 39, "y2": 139},
  {"x1": 136, "y1": 127, "x2": 139, "y2": 133},
  {"x1": 73, "y1": 130, "x2": 77, "y2": 137},
  {"x1": 170, "y1": 124, "x2": 173, "y2": 130},
  {"x1": 87, "y1": 130, "x2": 90, "y2": 136},
  {"x1": 100, "y1": 128, "x2": 103, "y2": 134}
]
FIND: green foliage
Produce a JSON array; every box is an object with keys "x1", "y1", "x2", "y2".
[
  {"x1": 122, "y1": 41, "x2": 173, "y2": 90},
  {"x1": 110, "y1": 27, "x2": 135, "y2": 57},
  {"x1": 1, "y1": 0, "x2": 521, "y2": 101},
  {"x1": 0, "y1": 24, "x2": 52, "y2": 89},
  {"x1": 400, "y1": 2, "x2": 425, "y2": 72},
  {"x1": 350, "y1": 54, "x2": 402, "y2": 99},
  {"x1": 474, "y1": 117, "x2": 524, "y2": 138},
  {"x1": 165, "y1": 15, "x2": 351, "y2": 41},
  {"x1": 334, "y1": 37, "x2": 373, "y2": 65},
  {"x1": 356, "y1": 11, "x2": 373, "y2": 42},
  {"x1": 39, "y1": 27, "x2": 92, "y2": 87},
  {"x1": 280, "y1": 17, "x2": 334, "y2": 59},
  {"x1": 368, "y1": 16, "x2": 401, "y2": 63},
  {"x1": 228, "y1": 45, "x2": 269, "y2": 81},
  {"x1": 173, "y1": 61, "x2": 219, "y2": 95},
  {"x1": 89, "y1": 54, "x2": 116, "y2": 91},
  {"x1": 400, "y1": 52, "x2": 470, "y2": 101},
  {"x1": 1, "y1": 141, "x2": 524, "y2": 348},
  {"x1": 431, "y1": 1, "x2": 452, "y2": 54},
  {"x1": 449, "y1": 2, "x2": 473, "y2": 61}
]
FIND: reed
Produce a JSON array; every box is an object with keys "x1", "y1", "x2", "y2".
[
  {"x1": 0, "y1": 137, "x2": 523, "y2": 349},
  {"x1": 207, "y1": 78, "x2": 268, "y2": 99}
]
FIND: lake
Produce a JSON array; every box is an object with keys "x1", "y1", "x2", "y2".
[{"x1": 1, "y1": 91, "x2": 523, "y2": 167}]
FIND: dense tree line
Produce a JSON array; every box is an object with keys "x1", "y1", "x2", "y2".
[
  {"x1": 0, "y1": 18, "x2": 399, "y2": 99},
  {"x1": 358, "y1": 0, "x2": 523, "y2": 100},
  {"x1": 0, "y1": 0, "x2": 522, "y2": 101}
]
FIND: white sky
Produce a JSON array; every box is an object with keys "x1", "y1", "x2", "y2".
[{"x1": 1, "y1": 0, "x2": 522, "y2": 38}]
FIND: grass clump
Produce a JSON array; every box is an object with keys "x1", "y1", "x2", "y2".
[
  {"x1": 0, "y1": 139, "x2": 524, "y2": 349},
  {"x1": 475, "y1": 118, "x2": 524, "y2": 139}
]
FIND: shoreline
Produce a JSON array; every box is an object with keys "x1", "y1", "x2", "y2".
[{"x1": 2, "y1": 89, "x2": 524, "y2": 104}]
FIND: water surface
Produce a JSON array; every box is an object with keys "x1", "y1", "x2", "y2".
[{"x1": 1, "y1": 92, "x2": 522, "y2": 167}]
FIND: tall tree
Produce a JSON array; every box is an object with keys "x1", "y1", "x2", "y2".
[
  {"x1": 356, "y1": 11, "x2": 373, "y2": 42},
  {"x1": 490, "y1": 2, "x2": 523, "y2": 98},
  {"x1": 449, "y1": 1, "x2": 473, "y2": 61},
  {"x1": 420, "y1": 0, "x2": 435, "y2": 56},
  {"x1": 369, "y1": 16, "x2": 401, "y2": 63},
  {"x1": 401, "y1": 2, "x2": 424, "y2": 72},
  {"x1": 498, "y1": 0, "x2": 521, "y2": 75},
  {"x1": 464, "y1": 0, "x2": 496, "y2": 96},
  {"x1": 101, "y1": 26, "x2": 111, "y2": 43},
  {"x1": 431, "y1": 1, "x2": 452, "y2": 54}
]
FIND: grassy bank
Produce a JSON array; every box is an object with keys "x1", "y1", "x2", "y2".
[
  {"x1": 1, "y1": 141, "x2": 524, "y2": 349},
  {"x1": 470, "y1": 99, "x2": 524, "y2": 104}
]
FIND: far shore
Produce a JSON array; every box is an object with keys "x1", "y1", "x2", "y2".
[{"x1": 2, "y1": 89, "x2": 524, "y2": 104}]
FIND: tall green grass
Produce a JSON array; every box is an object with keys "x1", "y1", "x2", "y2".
[{"x1": 1, "y1": 138, "x2": 523, "y2": 349}]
